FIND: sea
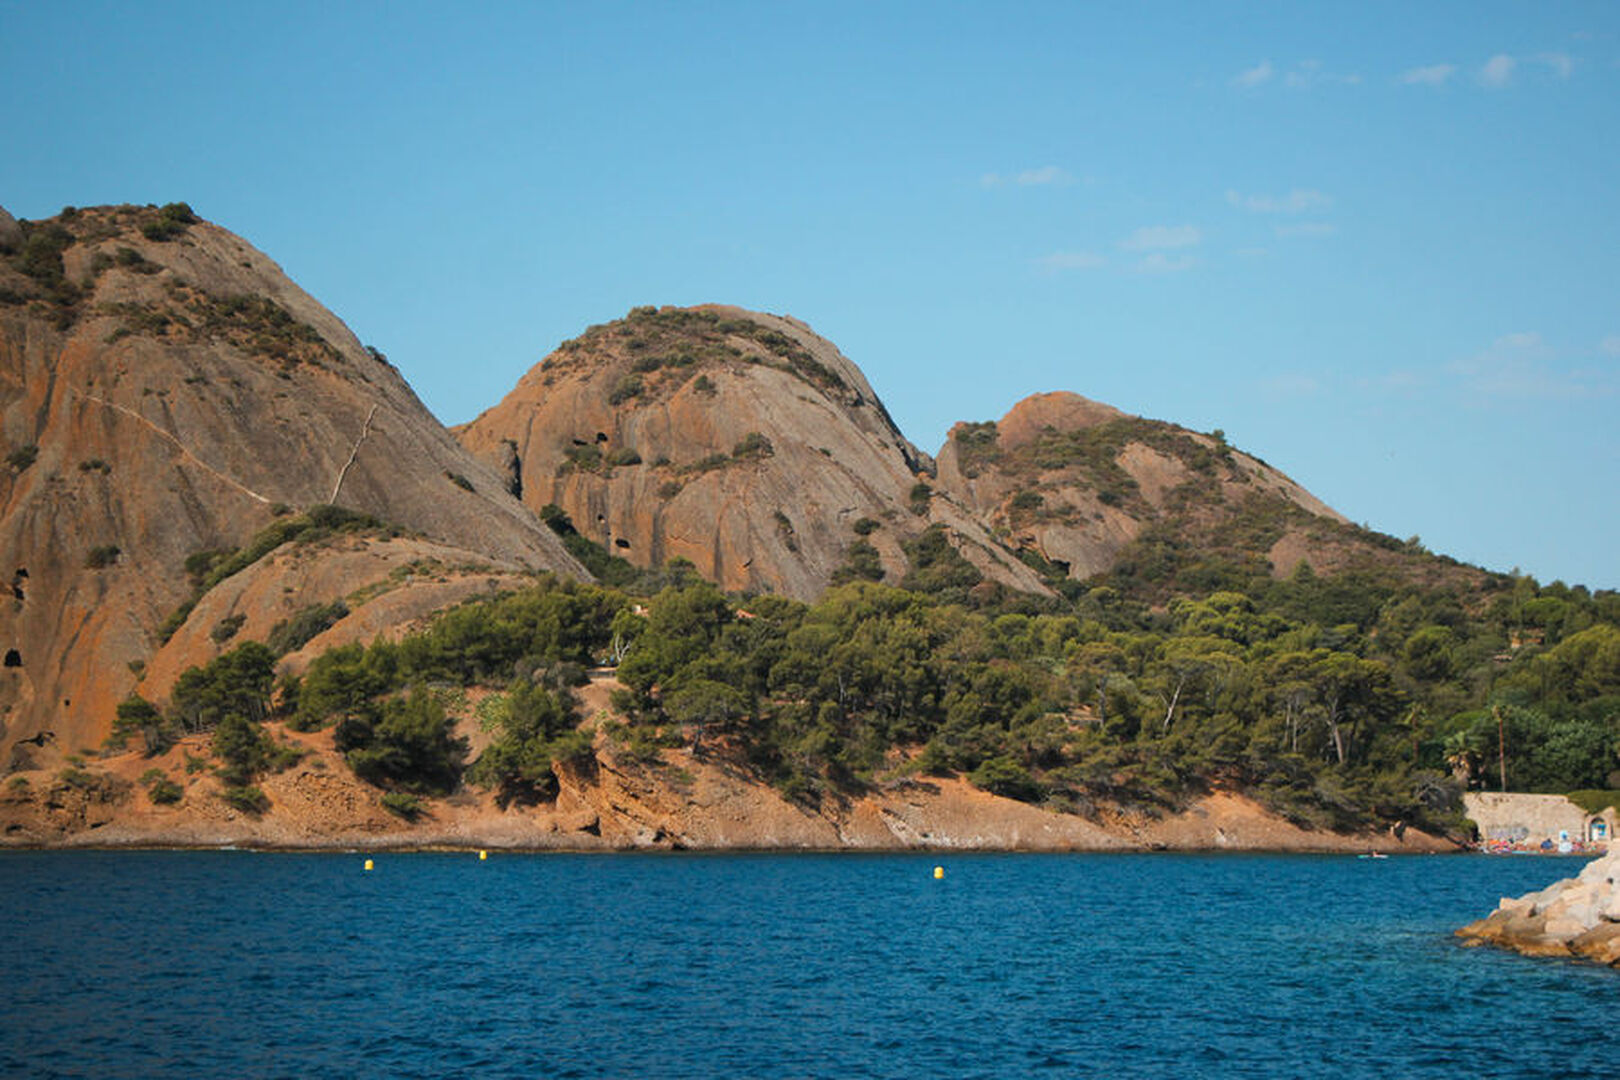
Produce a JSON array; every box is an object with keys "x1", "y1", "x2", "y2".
[{"x1": 1, "y1": 850, "x2": 1613, "y2": 1079}]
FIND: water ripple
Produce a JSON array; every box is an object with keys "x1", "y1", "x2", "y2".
[{"x1": 1, "y1": 851, "x2": 1612, "y2": 1078}]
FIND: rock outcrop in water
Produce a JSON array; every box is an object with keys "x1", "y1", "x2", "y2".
[{"x1": 1456, "y1": 851, "x2": 1620, "y2": 967}]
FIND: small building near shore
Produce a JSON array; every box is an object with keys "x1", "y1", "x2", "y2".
[{"x1": 1464, "y1": 792, "x2": 1617, "y2": 853}]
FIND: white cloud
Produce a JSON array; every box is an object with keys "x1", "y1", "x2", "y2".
[
  {"x1": 1036, "y1": 251, "x2": 1106, "y2": 273},
  {"x1": 1259, "y1": 373, "x2": 1322, "y2": 398},
  {"x1": 1284, "y1": 59, "x2": 1321, "y2": 88},
  {"x1": 1120, "y1": 224, "x2": 1202, "y2": 250},
  {"x1": 1481, "y1": 54, "x2": 1517, "y2": 86},
  {"x1": 1533, "y1": 52, "x2": 1574, "y2": 78},
  {"x1": 982, "y1": 165, "x2": 1072, "y2": 188},
  {"x1": 1274, "y1": 222, "x2": 1338, "y2": 238},
  {"x1": 1232, "y1": 60, "x2": 1273, "y2": 87},
  {"x1": 1233, "y1": 59, "x2": 1359, "y2": 91},
  {"x1": 1376, "y1": 371, "x2": 1423, "y2": 392},
  {"x1": 1134, "y1": 253, "x2": 1198, "y2": 274},
  {"x1": 1600, "y1": 335, "x2": 1620, "y2": 357},
  {"x1": 1226, "y1": 188, "x2": 1332, "y2": 214},
  {"x1": 1016, "y1": 165, "x2": 1069, "y2": 186},
  {"x1": 1282, "y1": 59, "x2": 1361, "y2": 88},
  {"x1": 1448, "y1": 331, "x2": 1614, "y2": 400},
  {"x1": 1400, "y1": 63, "x2": 1456, "y2": 85}
]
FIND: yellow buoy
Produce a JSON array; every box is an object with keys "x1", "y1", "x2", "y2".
[
  {"x1": 479, "y1": 850, "x2": 488, "y2": 861},
  {"x1": 933, "y1": 865, "x2": 944, "y2": 880},
  {"x1": 364, "y1": 858, "x2": 374, "y2": 871}
]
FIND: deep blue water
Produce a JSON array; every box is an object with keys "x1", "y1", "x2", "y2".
[{"x1": 1, "y1": 851, "x2": 1614, "y2": 1079}]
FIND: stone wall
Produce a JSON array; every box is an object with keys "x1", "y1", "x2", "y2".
[{"x1": 1464, "y1": 792, "x2": 1615, "y2": 851}]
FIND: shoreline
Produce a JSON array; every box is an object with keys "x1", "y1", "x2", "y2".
[{"x1": 2, "y1": 732, "x2": 1470, "y2": 857}]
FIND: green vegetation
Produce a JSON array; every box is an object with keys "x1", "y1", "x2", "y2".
[
  {"x1": 537, "y1": 504, "x2": 642, "y2": 588},
  {"x1": 173, "y1": 643, "x2": 275, "y2": 732},
  {"x1": 100, "y1": 275, "x2": 341, "y2": 368},
  {"x1": 466, "y1": 678, "x2": 592, "y2": 806},
  {"x1": 2, "y1": 206, "x2": 192, "y2": 327},
  {"x1": 831, "y1": 540, "x2": 885, "y2": 585},
  {"x1": 681, "y1": 452, "x2": 731, "y2": 476},
  {"x1": 140, "y1": 202, "x2": 198, "y2": 241},
  {"x1": 899, "y1": 526, "x2": 983, "y2": 604},
  {"x1": 57, "y1": 766, "x2": 97, "y2": 790},
  {"x1": 381, "y1": 791, "x2": 424, "y2": 820},
  {"x1": 221, "y1": 785, "x2": 268, "y2": 814},
  {"x1": 7, "y1": 444, "x2": 38, "y2": 471},
  {"x1": 184, "y1": 288, "x2": 338, "y2": 366},
  {"x1": 141, "y1": 769, "x2": 183, "y2": 806},
  {"x1": 562, "y1": 444, "x2": 603, "y2": 473},
  {"x1": 339, "y1": 687, "x2": 465, "y2": 795},
  {"x1": 85, "y1": 544, "x2": 121, "y2": 569},
  {"x1": 732, "y1": 432, "x2": 774, "y2": 461},
  {"x1": 1566, "y1": 790, "x2": 1620, "y2": 815},
  {"x1": 555, "y1": 306, "x2": 847, "y2": 398},
  {"x1": 113, "y1": 695, "x2": 169, "y2": 755},
  {"x1": 160, "y1": 505, "x2": 389, "y2": 642},
  {"x1": 951, "y1": 421, "x2": 1000, "y2": 478},
  {"x1": 266, "y1": 601, "x2": 348, "y2": 656},
  {"x1": 211, "y1": 613, "x2": 246, "y2": 643},
  {"x1": 7, "y1": 222, "x2": 79, "y2": 315},
  {"x1": 608, "y1": 373, "x2": 644, "y2": 404},
  {"x1": 149, "y1": 484, "x2": 1616, "y2": 838}
]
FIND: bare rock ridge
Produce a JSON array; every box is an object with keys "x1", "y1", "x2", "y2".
[
  {"x1": 455, "y1": 304, "x2": 1050, "y2": 600},
  {"x1": 455, "y1": 305, "x2": 1380, "y2": 605},
  {"x1": 934, "y1": 391, "x2": 1350, "y2": 583},
  {"x1": 0, "y1": 204, "x2": 585, "y2": 759}
]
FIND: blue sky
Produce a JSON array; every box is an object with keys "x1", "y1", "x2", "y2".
[{"x1": 3, "y1": 1, "x2": 1616, "y2": 588}]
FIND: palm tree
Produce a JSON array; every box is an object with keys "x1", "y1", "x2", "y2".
[{"x1": 1442, "y1": 730, "x2": 1482, "y2": 789}]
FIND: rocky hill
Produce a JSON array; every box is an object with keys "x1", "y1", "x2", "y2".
[
  {"x1": 934, "y1": 391, "x2": 1490, "y2": 597},
  {"x1": 456, "y1": 304, "x2": 1463, "y2": 606},
  {"x1": 0, "y1": 203, "x2": 584, "y2": 763},
  {"x1": 0, "y1": 204, "x2": 1552, "y2": 854},
  {"x1": 935, "y1": 391, "x2": 1343, "y2": 582},
  {"x1": 455, "y1": 305, "x2": 1049, "y2": 600}
]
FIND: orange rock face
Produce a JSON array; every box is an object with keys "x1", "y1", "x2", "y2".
[
  {"x1": 0, "y1": 205, "x2": 583, "y2": 760},
  {"x1": 456, "y1": 305, "x2": 1049, "y2": 600},
  {"x1": 935, "y1": 392, "x2": 1351, "y2": 582}
]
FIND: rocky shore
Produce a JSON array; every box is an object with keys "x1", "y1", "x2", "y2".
[
  {"x1": 1457, "y1": 850, "x2": 1620, "y2": 967},
  {"x1": 1, "y1": 721, "x2": 1463, "y2": 854}
]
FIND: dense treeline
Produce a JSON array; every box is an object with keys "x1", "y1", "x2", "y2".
[{"x1": 143, "y1": 523, "x2": 1620, "y2": 833}]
